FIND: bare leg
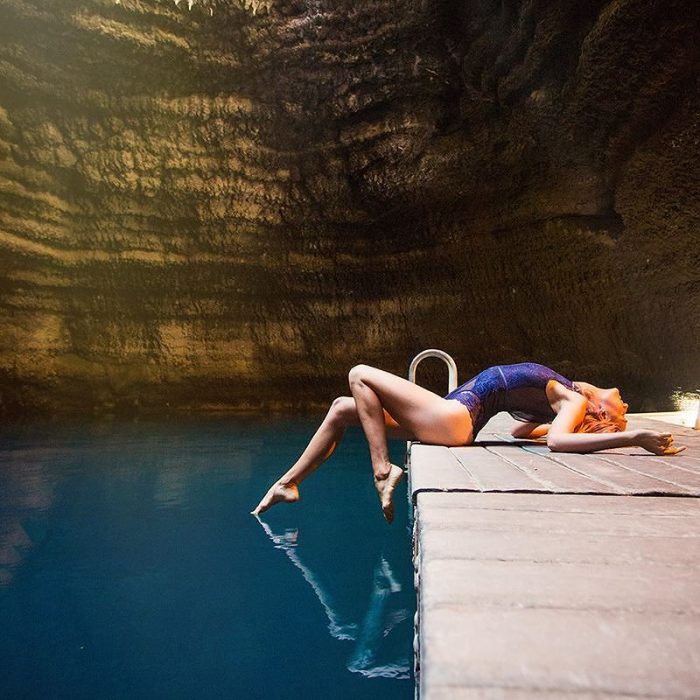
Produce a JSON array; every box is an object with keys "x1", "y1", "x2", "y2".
[
  {"x1": 347, "y1": 368, "x2": 405, "y2": 523},
  {"x1": 347, "y1": 364, "x2": 473, "y2": 523},
  {"x1": 252, "y1": 397, "x2": 412, "y2": 515}
]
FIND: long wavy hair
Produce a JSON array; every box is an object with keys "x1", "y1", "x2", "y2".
[{"x1": 575, "y1": 386, "x2": 627, "y2": 434}]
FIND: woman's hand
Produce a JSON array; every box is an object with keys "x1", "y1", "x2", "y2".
[{"x1": 636, "y1": 429, "x2": 687, "y2": 455}]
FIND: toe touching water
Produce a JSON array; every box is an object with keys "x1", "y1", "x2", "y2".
[
  {"x1": 252, "y1": 361, "x2": 686, "y2": 518},
  {"x1": 251, "y1": 363, "x2": 443, "y2": 521},
  {"x1": 252, "y1": 479, "x2": 299, "y2": 515}
]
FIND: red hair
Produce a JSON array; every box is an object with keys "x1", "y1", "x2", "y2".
[{"x1": 575, "y1": 389, "x2": 627, "y2": 434}]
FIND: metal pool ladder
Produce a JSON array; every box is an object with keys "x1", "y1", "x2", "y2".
[
  {"x1": 405, "y1": 349, "x2": 459, "y2": 458},
  {"x1": 406, "y1": 349, "x2": 458, "y2": 687}
]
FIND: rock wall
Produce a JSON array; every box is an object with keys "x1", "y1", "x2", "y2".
[{"x1": 0, "y1": 0, "x2": 698, "y2": 416}]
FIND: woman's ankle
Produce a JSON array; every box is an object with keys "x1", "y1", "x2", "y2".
[{"x1": 373, "y1": 462, "x2": 393, "y2": 480}]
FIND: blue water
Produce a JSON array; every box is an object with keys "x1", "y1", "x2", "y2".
[{"x1": 0, "y1": 416, "x2": 415, "y2": 699}]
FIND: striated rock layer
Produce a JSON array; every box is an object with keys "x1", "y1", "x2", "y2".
[{"x1": 0, "y1": 0, "x2": 698, "y2": 417}]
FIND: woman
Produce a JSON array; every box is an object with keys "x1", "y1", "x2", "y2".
[{"x1": 252, "y1": 362, "x2": 685, "y2": 522}]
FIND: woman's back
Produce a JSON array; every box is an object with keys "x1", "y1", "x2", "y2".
[{"x1": 443, "y1": 362, "x2": 580, "y2": 437}]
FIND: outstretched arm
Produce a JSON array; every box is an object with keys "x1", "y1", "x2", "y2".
[
  {"x1": 548, "y1": 427, "x2": 634, "y2": 453},
  {"x1": 549, "y1": 428, "x2": 685, "y2": 455},
  {"x1": 547, "y1": 395, "x2": 685, "y2": 455}
]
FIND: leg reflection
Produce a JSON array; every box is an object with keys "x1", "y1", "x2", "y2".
[
  {"x1": 255, "y1": 517, "x2": 411, "y2": 678},
  {"x1": 255, "y1": 517, "x2": 357, "y2": 640},
  {"x1": 346, "y1": 556, "x2": 411, "y2": 678}
]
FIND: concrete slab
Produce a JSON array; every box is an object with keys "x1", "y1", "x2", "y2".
[
  {"x1": 410, "y1": 414, "x2": 700, "y2": 500},
  {"x1": 420, "y1": 607, "x2": 700, "y2": 697},
  {"x1": 410, "y1": 415, "x2": 700, "y2": 699},
  {"x1": 424, "y1": 689, "x2": 673, "y2": 700}
]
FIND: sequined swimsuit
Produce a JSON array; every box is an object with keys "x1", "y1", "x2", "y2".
[{"x1": 442, "y1": 362, "x2": 581, "y2": 439}]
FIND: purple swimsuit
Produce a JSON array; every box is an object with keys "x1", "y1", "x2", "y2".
[{"x1": 443, "y1": 362, "x2": 581, "y2": 439}]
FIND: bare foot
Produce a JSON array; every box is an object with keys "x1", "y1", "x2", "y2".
[
  {"x1": 374, "y1": 464, "x2": 405, "y2": 524},
  {"x1": 252, "y1": 480, "x2": 299, "y2": 516}
]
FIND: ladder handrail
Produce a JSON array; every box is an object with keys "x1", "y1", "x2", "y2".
[
  {"x1": 406, "y1": 349, "x2": 459, "y2": 458},
  {"x1": 407, "y1": 349, "x2": 458, "y2": 392}
]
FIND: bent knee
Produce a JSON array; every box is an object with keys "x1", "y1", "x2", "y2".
[
  {"x1": 329, "y1": 396, "x2": 356, "y2": 424},
  {"x1": 348, "y1": 363, "x2": 371, "y2": 385},
  {"x1": 331, "y1": 395, "x2": 354, "y2": 411}
]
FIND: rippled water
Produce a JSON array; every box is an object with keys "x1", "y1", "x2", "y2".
[{"x1": 0, "y1": 416, "x2": 414, "y2": 699}]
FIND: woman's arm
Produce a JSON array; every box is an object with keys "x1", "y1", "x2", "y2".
[
  {"x1": 547, "y1": 393, "x2": 685, "y2": 455},
  {"x1": 548, "y1": 428, "x2": 685, "y2": 454},
  {"x1": 511, "y1": 422, "x2": 549, "y2": 439},
  {"x1": 548, "y1": 429, "x2": 636, "y2": 453}
]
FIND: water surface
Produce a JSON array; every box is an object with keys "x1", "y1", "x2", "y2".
[{"x1": 0, "y1": 416, "x2": 414, "y2": 699}]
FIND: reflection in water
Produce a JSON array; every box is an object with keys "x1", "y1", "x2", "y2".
[
  {"x1": 257, "y1": 518, "x2": 411, "y2": 679},
  {"x1": 0, "y1": 449, "x2": 57, "y2": 588},
  {"x1": 0, "y1": 417, "x2": 413, "y2": 698},
  {"x1": 347, "y1": 557, "x2": 411, "y2": 678}
]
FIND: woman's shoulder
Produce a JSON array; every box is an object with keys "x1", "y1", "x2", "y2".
[{"x1": 546, "y1": 378, "x2": 587, "y2": 405}]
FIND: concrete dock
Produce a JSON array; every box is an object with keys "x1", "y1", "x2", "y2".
[{"x1": 409, "y1": 413, "x2": 700, "y2": 699}]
